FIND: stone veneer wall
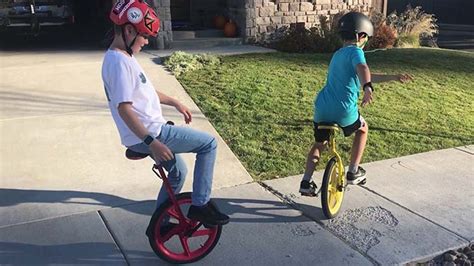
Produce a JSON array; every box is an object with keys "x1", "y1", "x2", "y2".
[
  {"x1": 152, "y1": 0, "x2": 173, "y2": 49},
  {"x1": 225, "y1": 0, "x2": 247, "y2": 37},
  {"x1": 244, "y1": 0, "x2": 374, "y2": 42},
  {"x1": 151, "y1": 0, "x2": 374, "y2": 49}
]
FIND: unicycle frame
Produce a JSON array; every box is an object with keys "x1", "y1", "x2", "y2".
[
  {"x1": 318, "y1": 125, "x2": 346, "y2": 218},
  {"x1": 319, "y1": 125, "x2": 346, "y2": 189},
  {"x1": 148, "y1": 163, "x2": 222, "y2": 264},
  {"x1": 125, "y1": 143, "x2": 221, "y2": 263},
  {"x1": 152, "y1": 164, "x2": 188, "y2": 222}
]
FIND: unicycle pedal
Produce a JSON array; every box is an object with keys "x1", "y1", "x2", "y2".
[
  {"x1": 300, "y1": 181, "x2": 318, "y2": 197},
  {"x1": 203, "y1": 223, "x2": 218, "y2": 229}
]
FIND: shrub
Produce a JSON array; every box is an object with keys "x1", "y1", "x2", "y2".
[
  {"x1": 367, "y1": 23, "x2": 397, "y2": 49},
  {"x1": 273, "y1": 14, "x2": 343, "y2": 53},
  {"x1": 164, "y1": 51, "x2": 220, "y2": 76},
  {"x1": 367, "y1": 10, "x2": 397, "y2": 50},
  {"x1": 311, "y1": 14, "x2": 344, "y2": 53},
  {"x1": 274, "y1": 25, "x2": 315, "y2": 53},
  {"x1": 387, "y1": 5, "x2": 438, "y2": 48}
]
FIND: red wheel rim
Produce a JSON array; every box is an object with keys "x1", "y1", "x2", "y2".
[{"x1": 152, "y1": 197, "x2": 220, "y2": 262}]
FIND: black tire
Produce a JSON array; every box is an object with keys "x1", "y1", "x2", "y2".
[
  {"x1": 321, "y1": 157, "x2": 345, "y2": 219},
  {"x1": 147, "y1": 192, "x2": 222, "y2": 264}
]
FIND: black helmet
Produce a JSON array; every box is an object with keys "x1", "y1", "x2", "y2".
[{"x1": 338, "y1": 12, "x2": 374, "y2": 37}]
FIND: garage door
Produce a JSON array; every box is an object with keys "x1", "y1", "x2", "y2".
[
  {"x1": 387, "y1": 0, "x2": 474, "y2": 25},
  {"x1": 0, "y1": 0, "x2": 115, "y2": 50}
]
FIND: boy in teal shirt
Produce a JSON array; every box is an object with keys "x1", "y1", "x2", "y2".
[{"x1": 300, "y1": 12, "x2": 412, "y2": 196}]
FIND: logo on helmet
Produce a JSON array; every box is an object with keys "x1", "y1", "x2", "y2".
[
  {"x1": 144, "y1": 10, "x2": 156, "y2": 32},
  {"x1": 127, "y1": 7, "x2": 143, "y2": 24},
  {"x1": 112, "y1": 0, "x2": 127, "y2": 14},
  {"x1": 113, "y1": 0, "x2": 136, "y2": 19}
]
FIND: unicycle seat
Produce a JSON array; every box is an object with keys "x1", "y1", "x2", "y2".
[
  {"x1": 317, "y1": 122, "x2": 340, "y2": 131},
  {"x1": 125, "y1": 149, "x2": 149, "y2": 160}
]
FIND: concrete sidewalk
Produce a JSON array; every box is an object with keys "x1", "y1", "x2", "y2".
[
  {"x1": 1, "y1": 147, "x2": 471, "y2": 265},
  {"x1": 264, "y1": 146, "x2": 473, "y2": 265},
  {"x1": 1, "y1": 46, "x2": 473, "y2": 265}
]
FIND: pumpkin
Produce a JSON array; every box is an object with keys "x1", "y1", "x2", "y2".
[
  {"x1": 213, "y1": 15, "x2": 227, "y2": 29},
  {"x1": 224, "y1": 20, "x2": 237, "y2": 37}
]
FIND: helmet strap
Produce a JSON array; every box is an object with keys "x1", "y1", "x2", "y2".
[
  {"x1": 121, "y1": 26, "x2": 138, "y2": 56},
  {"x1": 356, "y1": 33, "x2": 368, "y2": 48}
]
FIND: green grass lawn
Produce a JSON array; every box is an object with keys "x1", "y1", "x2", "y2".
[{"x1": 177, "y1": 48, "x2": 474, "y2": 180}]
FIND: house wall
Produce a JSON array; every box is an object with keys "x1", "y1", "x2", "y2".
[
  {"x1": 189, "y1": 0, "x2": 225, "y2": 28},
  {"x1": 245, "y1": 0, "x2": 375, "y2": 43},
  {"x1": 153, "y1": 0, "x2": 173, "y2": 49},
  {"x1": 152, "y1": 0, "x2": 246, "y2": 48},
  {"x1": 187, "y1": 0, "x2": 246, "y2": 30},
  {"x1": 226, "y1": 0, "x2": 247, "y2": 37},
  {"x1": 151, "y1": 0, "x2": 376, "y2": 49}
]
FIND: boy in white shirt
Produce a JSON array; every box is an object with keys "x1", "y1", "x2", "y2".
[{"x1": 102, "y1": 0, "x2": 229, "y2": 234}]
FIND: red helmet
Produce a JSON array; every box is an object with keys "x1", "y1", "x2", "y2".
[{"x1": 110, "y1": 0, "x2": 160, "y2": 37}]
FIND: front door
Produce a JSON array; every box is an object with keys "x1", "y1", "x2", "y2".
[{"x1": 171, "y1": 0, "x2": 190, "y2": 29}]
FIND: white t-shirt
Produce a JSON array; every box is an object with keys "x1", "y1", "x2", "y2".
[{"x1": 101, "y1": 49, "x2": 166, "y2": 146}]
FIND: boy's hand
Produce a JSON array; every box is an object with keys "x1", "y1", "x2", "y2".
[
  {"x1": 150, "y1": 140, "x2": 174, "y2": 163},
  {"x1": 397, "y1": 74, "x2": 413, "y2": 83},
  {"x1": 175, "y1": 103, "x2": 192, "y2": 124},
  {"x1": 361, "y1": 88, "x2": 373, "y2": 107}
]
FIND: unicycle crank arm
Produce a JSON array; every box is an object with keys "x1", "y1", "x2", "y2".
[
  {"x1": 185, "y1": 222, "x2": 216, "y2": 237},
  {"x1": 185, "y1": 223, "x2": 203, "y2": 237},
  {"x1": 152, "y1": 165, "x2": 188, "y2": 221}
]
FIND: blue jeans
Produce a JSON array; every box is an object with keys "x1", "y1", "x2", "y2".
[{"x1": 128, "y1": 124, "x2": 217, "y2": 209}]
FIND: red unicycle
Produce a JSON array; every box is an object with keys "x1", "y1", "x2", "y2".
[{"x1": 125, "y1": 149, "x2": 223, "y2": 264}]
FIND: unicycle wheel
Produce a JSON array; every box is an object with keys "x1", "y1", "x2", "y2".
[
  {"x1": 321, "y1": 158, "x2": 345, "y2": 219},
  {"x1": 147, "y1": 192, "x2": 222, "y2": 264}
]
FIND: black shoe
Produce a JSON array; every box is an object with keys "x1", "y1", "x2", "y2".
[
  {"x1": 346, "y1": 167, "x2": 367, "y2": 185},
  {"x1": 146, "y1": 222, "x2": 178, "y2": 238},
  {"x1": 187, "y1": 201, "x2": 230, "y2": 226},
  {"x1": 299, "y1": 180, "x2": 317, "y2": 196}
]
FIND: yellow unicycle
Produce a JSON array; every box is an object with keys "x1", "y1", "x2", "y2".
[{"x1": 318, "y1": 123, "x2": 365, "y2": 219}]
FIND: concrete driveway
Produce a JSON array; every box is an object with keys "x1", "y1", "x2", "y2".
[{"x1": 0, "y1": 48, "x2": 255, "y2": 227}]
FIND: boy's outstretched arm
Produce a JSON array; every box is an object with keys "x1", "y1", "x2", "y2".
[
  {"x1": 156, "y1": 91, "x2": 192, "y2": 124},
  {"x1": 372, "y1": 73, "x2": 413, "y2": 83},
  {"x1": 356, "y1": 63, "x2": 373, "y2": 107}
]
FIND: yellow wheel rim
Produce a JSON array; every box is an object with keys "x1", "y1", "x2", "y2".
[{"x1": 326, "y1": 164, "x2": 344, "y2": 215}]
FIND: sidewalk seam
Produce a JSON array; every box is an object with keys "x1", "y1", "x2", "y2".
[
  {"x1": 0, "y1": 209, "x2": 112, "y2": 230},
  {"x1": 97, "y1": 210, "x2": 130, "y2": 266},
  {"x1": 455, "y1": 147, "x2": 474, "y2": 155},
  {"x1": 257, "y1": 181, "x2": 379, "y2": 266}
]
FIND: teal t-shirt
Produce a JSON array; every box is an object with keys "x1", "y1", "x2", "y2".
[{"x1": 314, "y1": 45, "x2": 366, "y2": 127}]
